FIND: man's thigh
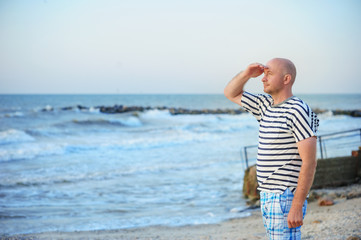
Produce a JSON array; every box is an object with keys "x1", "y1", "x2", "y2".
[{"x1": 260, "y1": 188, "x2": 307, "y2": 240}]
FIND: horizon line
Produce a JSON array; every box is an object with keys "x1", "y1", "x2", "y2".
[{"x1": 1, "y1": 92, "x2": 361, "y2": 95}]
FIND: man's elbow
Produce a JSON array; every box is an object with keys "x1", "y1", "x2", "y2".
[
  {"x1": 307, "y1": 157, "x2": 317, "y2": 173},
  {"x1": 224, "y1": 87, "x2": 232, "y2": 100},
  {"x1": 224, "y1": 88, "x2": 243, "y2": 103},
  {"x1": 301, "y1": 155, "x2": 317, "y2": 171},
  {"x1": 312, "y1": 159, "x2": 317, "y2": 171},
  {"x1": 224, "y1": 86, "x2": 234, "y2": 101}
]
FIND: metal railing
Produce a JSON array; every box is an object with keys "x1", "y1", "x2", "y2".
[
  {"x1": 241, "y1": 128, "x2": 361, "y2": 169},
  {"x1": 241, "y1": 144, "x2": 257, "y2": 169},
  {"x1": 317, "y1": 128, "x2": 361, "y2": 159}
]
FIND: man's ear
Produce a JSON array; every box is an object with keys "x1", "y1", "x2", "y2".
[{"x1": 283, "y1": 74, "x2": 292, "y2": 85}]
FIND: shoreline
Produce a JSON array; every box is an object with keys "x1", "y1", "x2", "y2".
[{"x1": 4, "y1": 183, "x2": 361, "y2": 240}]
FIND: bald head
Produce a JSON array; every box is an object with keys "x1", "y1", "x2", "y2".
[{"x1": 269, "y1": 58, "x2": 297, "y2": 83}]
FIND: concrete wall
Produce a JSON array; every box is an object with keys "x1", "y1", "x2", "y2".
[{"x1": 311, "y1": 153, "x2": 361, "y2": 189}]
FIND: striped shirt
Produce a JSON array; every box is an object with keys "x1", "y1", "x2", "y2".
[{"x1": 241, "y1": 91, "x2": 319, "y2": 194}]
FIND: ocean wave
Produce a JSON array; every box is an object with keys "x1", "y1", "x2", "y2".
[
  {"x1": 0, "y1": 162, "x2": 172, "y2": 188},
  {"x1": 0, "y1": 127, "x2": 222, "y2": 162},
  {"x1": 63, "y1": 131, "x2": 221, "y2": 153},
  {"x1": 72, "y1": 116, "x2": 142, "y2": 127},
  {"x1": 0, "y1": 155, "x2": 223, "y2": 189},
  {"x1": 108, "y1": 116, "x2": 143, "y2": 127},
  {"x1": 139, "y1": 110, "x2": 232, "y2": 128},
  {"x1": 0, "y1": 142, "x2": 65, "y2": 162},
  {"x1": 139, "y1": 109, "x2": 172, "y2": 119},
  {"x1": 0, "y1": 172, "x2": 97, "y2": 188},
  {"x1": 25, "y1": 127, "x2": 69, "y2": 137},
  {"x1": 0, "y1": 129, "x2": 35, "y2": 145},
  {"x1": 1, "y1": 111, "x2": 25, "y2": 118},
  {"x1": 89, "y1": 107, "x2": 100, "y2": 114},
  {"x1": 0, "y1": 214, "x2": 27, "y2": 220}
]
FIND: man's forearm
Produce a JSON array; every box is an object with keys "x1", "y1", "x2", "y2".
[
  {"x1": 287, "y1": 158, "x2": 316, "y2": 228},
  {"x1": 292, "y1": 159, "x2": 317, "y2": 208},
  {"x1": 224, "y1": 71, "x2": 250, "y2": 101},
  {"x1": 293, "y1": 137, "x2": 317, "y2": 206},
  {"x1": 287, "y1": 136, "x2": 317, "y2": 228},
  {"x1": 224, "y1": 63, "x2": 265, "y2": 104}
]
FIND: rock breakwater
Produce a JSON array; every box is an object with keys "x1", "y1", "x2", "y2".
[
  {"x1": 40, "y1": 105, "x2": 361, "y2": 117},
  {"x1": 312, "y1": 108, "x2": 361, "y2": 117},
  {"x1": 46, "y1": 105, "x2": 246, "y2": 115}
]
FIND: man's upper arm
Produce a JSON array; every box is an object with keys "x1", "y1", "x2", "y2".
[
  {"x1": 230, "y1": 93, "x2": 244, "y2": 106},
  {"x1": 297, "y1": 136, "x2": 317, "y2": 164}
]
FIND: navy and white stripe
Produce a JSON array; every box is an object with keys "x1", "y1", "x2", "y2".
[{"x1": 241, "y1": 91, "x2": 319, "y2": 194}]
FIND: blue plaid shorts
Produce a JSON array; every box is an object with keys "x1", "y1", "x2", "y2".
[{"x1": 260, "y1": 188, "x2": 307, "y2": 240}]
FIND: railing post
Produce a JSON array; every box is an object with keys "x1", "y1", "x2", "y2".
[
  {"x1": 318, "y1": 136, "x2": 323, "y2": 159},
  {"x1": 244, "y1": 146, "x2": 249, "y2": 169}
]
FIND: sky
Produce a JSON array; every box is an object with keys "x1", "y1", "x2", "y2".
[{"x1": 0, "y1": 0, "x2": 361, "y2": 94}]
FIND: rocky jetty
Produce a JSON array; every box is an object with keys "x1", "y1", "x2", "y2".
[
  {"x1": 41, "y1": 104, "x2": 361, "y2": 117},
  {"x1": 312, "y1": 108, "x2": 361, "y2": 117},
  {"x1": 47, "y1": 104, "x2": 246, "y2": 115},
  {"x1": 97, "y1": 105, "x2": 245, "y2": 115}
]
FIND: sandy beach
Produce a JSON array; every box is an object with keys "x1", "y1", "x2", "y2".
[{"x1": 4, "y1": 183, "x2": 361, "y2": 240}]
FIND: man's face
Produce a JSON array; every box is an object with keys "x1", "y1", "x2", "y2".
[{"x1": 262, "y1": 60, "x2": 285, "y2": 95}]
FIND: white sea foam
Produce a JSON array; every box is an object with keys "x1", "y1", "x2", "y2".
[
  {"x1": 0, "y1": 129, "x2": 35, "y2": 145},
  {"x1": 2, "y1": 111, "x2": 24, "y2": 118},
  {"x1": 140, "y1": 109, "x2": 171, "y2": 119},
  {"x1": 0, "y1": 142, "x2": 65, "y2": 162},
  {"x1": 89, "y1": 106, "x2": 100, "y2": 113},
  {"x1": 43, "y1": 105, "x2": 53, "y2": 111},
  {"x1": 108, "y1": 116, "x2": 142, "y2": 127}
]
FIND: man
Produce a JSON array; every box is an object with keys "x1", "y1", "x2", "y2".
[{"x1": 224, "y1": 58, "x2": 319, "y2": 239}]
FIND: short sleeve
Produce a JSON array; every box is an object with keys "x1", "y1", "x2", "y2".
[
  {"x1": 291, "y1": 104, "x2": 319, "y2": 142},
  {"x1": 241, "y1": 91, "x2": 262, "y2": 121}
]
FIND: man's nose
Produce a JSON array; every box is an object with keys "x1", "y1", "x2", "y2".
[{"x1": 262, "y1": 76, "x2": 267, "y2": 82}]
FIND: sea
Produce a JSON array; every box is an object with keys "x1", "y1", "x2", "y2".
[{"x1": 0, "y1": 94, "x2": 360, "y2": 236}]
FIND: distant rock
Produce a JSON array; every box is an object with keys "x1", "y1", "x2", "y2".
[
  {"x1": 346, "y1": 190, "x2": 361, "y2": 199},
  {"x1": 332, "y1": 109, "x2": 361, "y2": 117},
  {"x1": 312, "y1": 220, "x2": 322, "y2": 224},
  {"x1": 307, "y1": 191, "x2": 320, "y2": 202},
  {"x1": 312, "y1": 108, "x2": 361, "y2": 117},
  {"x1": 346, "y1": 236, "x2": 361, "y2": 240},
  {"x1": 77, "y1": 105, "x2": 88, "y2": 110},
  {"x1": 318, "y1": 197, "x2": 334, "y2": 206},
  {"x1": 243, "y1": 165, "x2": 260, "y2": 204},
  {"x1": 61, "y1": 106, "x2": 73, "y2": 111}
]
